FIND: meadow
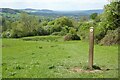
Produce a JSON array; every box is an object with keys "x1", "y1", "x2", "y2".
[{"x1": 2, "y1": 36, "x2": 118, "y2": 78}]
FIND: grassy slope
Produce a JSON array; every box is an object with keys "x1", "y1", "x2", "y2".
[{"x1": 2, "y1": 36, "x2": 118, "y2": 78}]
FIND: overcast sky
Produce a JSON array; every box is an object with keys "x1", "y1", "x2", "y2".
[{"x1": 0, "y1": 0, "x2": 109, "y2": 11}]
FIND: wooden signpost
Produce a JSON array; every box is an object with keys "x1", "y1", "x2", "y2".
[{"x1": 88, "y1": 27, "x2": 94, "y2": 70}]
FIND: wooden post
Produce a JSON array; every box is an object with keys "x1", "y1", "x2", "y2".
[{"x1": 88, "y1": 27, "x2": 94, "y2": 70}]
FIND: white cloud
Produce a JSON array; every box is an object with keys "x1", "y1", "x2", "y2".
[{"x1": 0, "y1": 0, "x2": 109, "y2": 11}]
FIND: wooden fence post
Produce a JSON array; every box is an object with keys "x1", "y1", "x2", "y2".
[{"x1": 88, "y1": 27, "x2": 94, "y2": 70}]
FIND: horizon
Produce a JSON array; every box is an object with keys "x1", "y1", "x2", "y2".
[
  {"x1": 0, "y1": 0, "x2": 109, "y2": 11},
  {"x1": 1, "y1": 7, "x2": 104, "y2": 12}
]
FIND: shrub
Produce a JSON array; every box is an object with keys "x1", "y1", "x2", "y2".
[
  {"x1": 64, "y1": 33, "x2": 72, "y2": 41},
  {"x1": 60, "y1": 31, "x2": 67, "y2": 36},
  {"x1": 64, "y1": 33, "x2": 80, "y2": 41},
  {"x1": 90, "y1": 13, "x2": 98, "y2": 20},
  {"x1": 10, "y1": 29, "x2": 23, "y2": 38},
  {"x1": 51, "y1": 32, "x2": 62, "y2": 36},
  {"x1": 72, "y1": 34, "x2": 81, "y2": 40},
  {"x1": 94, "y1": 25, "x2": 107, "y2": 44},
  {"x1": 51, "y1": 30, "x2": 67, "y2": 36},
  {"x1": 100, "y1": 28, "x2": 120, "y2": 46},
  {"x1": 2, "y1": 31, "x2": 11, "y2": 38},
  {"x1": 78, "y1": 22, "x2": 92, "y2": 40}
]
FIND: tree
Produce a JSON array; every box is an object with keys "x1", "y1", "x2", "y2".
[
  {"x1": 11, "y1": 22, "x2": 24, "y2": 38},
  {"x1": 94, "y1": 1, "x2": 120, "y2": 44},
  {"x1": 19, "y1": 12, "x2": 39, "y2": 36},
  {"x1": 2, "y1": 17, "x2": 11, "y2": 32},
  {"x1": 54, "y1": 16, "x2": 74, "y2": 28},
  {"x1": 102, "y1": 1, "x2": 120, "y2": 30},
  {"x1": 90, "y1": 13, "x2": 98, "y2": 20}
]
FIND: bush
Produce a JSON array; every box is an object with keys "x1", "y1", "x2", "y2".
[
  {"x1": 94, "y1": 25, "x2": 107, "y2": 44},
  {"x1": 60, "y1": 31, "x2": 67, "y2": 36},
  {"x1": 51, "y1": 30, "x2": 68, "y2": 36},
  {"x1": 10, "y1": 29, "x2": 23, "y2": 38},
  {"x1": 51, "y1": 32, "x2": 62, "y2": 36},
  {"x1": 78, "y1": 22, "x2": 92, "y2": 40},
  {"x1": 64, "y1": 33, "x2": 72, "y2": 41},
  {"x1": 100, "y1": 28, "x2": 120, "y2": 46},
  {"x1": 90, "y1": 13, "x2": 98, "y2": 20},
  {"x1": 64, "y1": 33, "x2": 80, "y2": 41},
  {"x1": 2, "y1": 31, "x2": 11, "y2": 38}
]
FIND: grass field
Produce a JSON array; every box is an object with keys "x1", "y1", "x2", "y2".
[{"x1": 2, "y1": 36, "x2": 118, "y2": 78}]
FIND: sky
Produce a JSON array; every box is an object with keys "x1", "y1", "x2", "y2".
[{"x1": 0, "y1": 0, "x2": 109, "y2": 11}]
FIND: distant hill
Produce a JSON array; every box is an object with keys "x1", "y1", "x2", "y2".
[
  {"x1": 21, "y1": 8, "x2": 53, "y2": 13},
  {"x1": 21, "y1": 8, "x2": 103, "y2": 17},
  {"x1": 0, "y1": 8, "x2": 103, "y2": 19},
  {"x1": 39, "y1": 9, "x2": 53, "y2": 12},
  {"x1": 0, "y1": 8, "x2": 22, "y2": 14},
  {"x1": 82, "y1": 9, "x2": 103, "y2": 15},
  {"x1": 24, "y1": 8, "x2": 37, "y2": 11}
]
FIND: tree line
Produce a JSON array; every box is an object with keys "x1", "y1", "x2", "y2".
[{"x1": 1, "y1": 1, "x2": 120, "y2": 45}]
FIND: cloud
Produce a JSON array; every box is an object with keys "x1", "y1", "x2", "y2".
[{"x1": 0, "y1": 0, "x2": 109, "y2": 11}]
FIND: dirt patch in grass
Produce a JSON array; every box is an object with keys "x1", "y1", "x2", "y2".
[
  {"x1": 70, "y1": 65, "x2": 112, "y2": 73},
  {"x1": 70, "y1": 67, "x2": 103, "y2": 73}
]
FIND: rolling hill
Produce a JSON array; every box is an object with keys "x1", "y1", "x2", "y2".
[{"x1": 0, "y1": 8, "x2": 103, "y2": 17}]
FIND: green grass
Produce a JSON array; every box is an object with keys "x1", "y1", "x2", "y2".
[
  {"x1": 0, "y1": 39, "x2": 2, "y2": 79},
  {"x1": 2, "y1": 36, "x2": 118, "y2": 78}
]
